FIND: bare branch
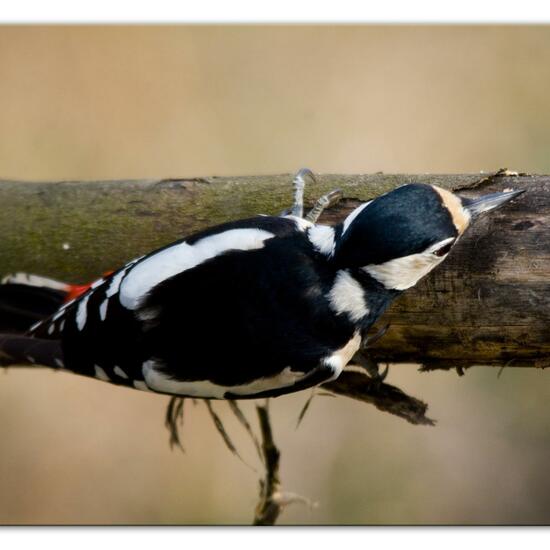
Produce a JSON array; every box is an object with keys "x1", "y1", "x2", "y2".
[{"x1": 253, "y1": 403, "x2": 282, "y2": 525}]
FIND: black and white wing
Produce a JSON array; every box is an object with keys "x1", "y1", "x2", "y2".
[{"x1": 28, "y1": 216, "x2": 359, "y2": 399}]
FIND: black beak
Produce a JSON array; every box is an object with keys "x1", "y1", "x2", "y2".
[{"x1": 462, "y1": 189, "x2": 525, "y2": 219}]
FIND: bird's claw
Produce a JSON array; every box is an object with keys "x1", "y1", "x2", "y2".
[
  {"x1": 364, "y1": 360, "x2": 389, "y2": 391},
  {"x1": 289, "y1": 168, "x2": 317, "y2": 218},
  {"x1": 282, "y1": 168, "x2": 344, "y2": 222},
  {"x1": 305, "y1": 188, "x2": 343, "y2": 223},
  {"x1": 350, "y1": 349, "x2": 390, "y2": 391},
  {"x1": 361, "y1": 323, "x2": 390, "y2": 349},
  {"x1": 294, "y1": 168, "x2": 316, "y2": 184},
  {"x1": 375, "y1": 364, "x2": 389, "y2": 384}
]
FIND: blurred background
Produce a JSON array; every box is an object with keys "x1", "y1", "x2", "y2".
[{"x1": 0, "y1": 25, "x2": 549, "y2": 524}]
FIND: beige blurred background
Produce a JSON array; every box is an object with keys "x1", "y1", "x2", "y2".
[{"x1": 0, "y1": 25, "x2": 549, "y2": 525}]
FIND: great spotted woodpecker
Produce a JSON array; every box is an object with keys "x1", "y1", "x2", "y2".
[{"x1": 0, "y1": 172, "x2": 523, "y2": 399}]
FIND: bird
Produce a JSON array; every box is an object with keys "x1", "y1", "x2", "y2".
[{"x1": 0, "y1": 171, "x2": 523, "y2": 401}]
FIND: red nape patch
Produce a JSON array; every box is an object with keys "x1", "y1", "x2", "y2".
[{"x1": 64, "y1": 271, "x2": 114, "y2": 302}]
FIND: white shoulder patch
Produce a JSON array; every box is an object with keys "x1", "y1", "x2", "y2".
[
  {"x1": 328, "y1": 270, "x2": 369, "y2": 322},
  {"x1": 119, "y1": 228, "x2": 275, "y2": 310},
  {"x1": 308, "y1": 225, "x2": 336, "y2": 256}
]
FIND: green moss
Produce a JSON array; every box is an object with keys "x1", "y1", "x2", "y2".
[{"x1": 0, "y1": 173, "x2": 484, "y2": 281}]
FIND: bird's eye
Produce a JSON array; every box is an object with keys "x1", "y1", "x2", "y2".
[{"x1": 433, "y1": 241, "x2": 454, "y2": 257}]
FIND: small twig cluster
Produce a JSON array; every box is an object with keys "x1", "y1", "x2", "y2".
[{"x1": 164, "y1": 362, "x2": 435, "y2": 525}]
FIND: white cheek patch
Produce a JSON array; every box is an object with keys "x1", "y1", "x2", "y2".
[
  {"x1": 119, "y1": 228, "x2": 275, "y2": 310},
  {"x1": 142, "y1": 360, "x2": 307, "y2": 399},
  {"x1": 364, "y1": 237, "x2": 455, "y2": 290}
]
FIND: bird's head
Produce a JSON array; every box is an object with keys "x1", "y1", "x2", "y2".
[{"x1": 332, "y1": 183, "x2": 523, "y2": 290}]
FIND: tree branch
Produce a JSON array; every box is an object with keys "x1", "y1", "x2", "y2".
[{"x1": 0, "y1": 172, "x2": 547, "y2": 369}]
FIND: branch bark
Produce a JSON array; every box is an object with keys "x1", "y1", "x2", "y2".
[
  {"x1": 322, "y1": 370, "x2": 435, "y2": 426},
  {"x1": 0, "y1": 172, "x2": 548, "y2": 369}
]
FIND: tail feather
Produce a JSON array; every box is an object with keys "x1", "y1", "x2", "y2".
[
  {"x1": 0, "y1": 273, "x2": 68, "y2": 333},
  {"x1": 0, "y1": 273, "x2": 72, "y2": 369},
  {"x1": 0, "y1": 333, "x2": 63, "y2": 369},
  {"x1": 0, "y1": 284, "x2": 66, "y2": 332},
  {"x1": 1, "y1": 272, "x2": 70, "y2": 291}
]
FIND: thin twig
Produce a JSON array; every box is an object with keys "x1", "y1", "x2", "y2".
[
  {"x1": 253, "y1": 402, "x2": 282, "y2": 525},
  {"x1": 228, "y1": 400, "x2": 264, "y2": 464},
  {"x1": 204, "y1": 401, "x2": 258, "y2": 472},
  {"x1": 295, "y1": 390, "x2": 316, "y2": 429},
  {"x1": 204, "y1": 400, "x2": 237, "y2": 454},
  {"x1": 165, "y1": 396, "x2": 185, "y2": 451}
]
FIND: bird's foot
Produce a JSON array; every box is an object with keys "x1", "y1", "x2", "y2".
[
  {"x1": 368, "y1": 362, "x2": 390, "y2": 389},
  {"x1": 350, "y1": 350, "x2": 390, "y2": 391},
  {"x1": 282, "y1": 168, "x2": 315, "y2": 218},
  {"x1": 281, "y1": 168, "x2": 342, "y2": 222},
  {"x1": 305, "y1": 188, "x2": 343, "y2": 223}
]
